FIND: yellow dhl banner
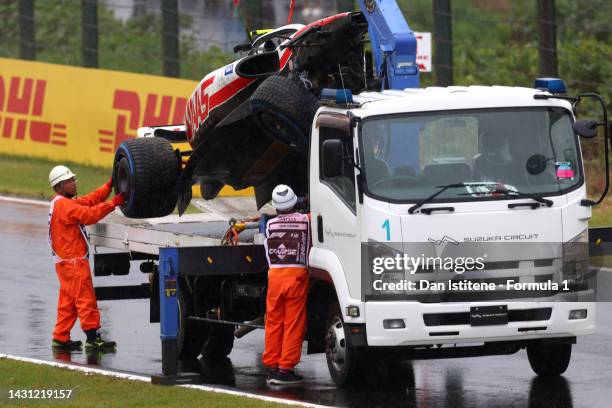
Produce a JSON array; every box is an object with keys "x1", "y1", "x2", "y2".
[{"x1": 0, "y1": 57, "x2": 252, "y2": 197}]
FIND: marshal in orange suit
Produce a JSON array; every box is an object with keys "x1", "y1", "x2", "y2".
[{"x1": 48, "y1": 165, "x2": 125, "y2": 352}]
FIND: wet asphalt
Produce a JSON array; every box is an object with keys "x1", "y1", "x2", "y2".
[{"x1": 1, "y1": 199, "x2": 611, "y2": 407}]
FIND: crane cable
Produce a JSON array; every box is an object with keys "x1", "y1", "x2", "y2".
[
  {"x1": 233, "y1": 0, "x2": 253, "y2": 42},
  {"x1": 288, "y1": 0, "x2": 296, "y2": 24},
  {"x1": 234, "y1": 0, "x2": 296, "y2": 41}
]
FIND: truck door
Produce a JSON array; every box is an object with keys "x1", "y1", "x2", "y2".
[{"x1": 310, "y1": 113, "x2": 361, "y2": 299}]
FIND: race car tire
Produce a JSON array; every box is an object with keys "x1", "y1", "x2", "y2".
[
  {"x1": 113, "y1": 137, "x2": 180, "y2": 218},
  {"x1": 527, "y1": 343, "x2": 572, "y2": 376},
  {"x1": 250, "y1": 75, "x2": 318, "y2": 149},
  {"x1": 201, "y1": 324, "x2": 235, "y2": 359}
]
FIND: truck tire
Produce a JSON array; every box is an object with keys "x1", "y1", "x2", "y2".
[
  {"x1": 527, "y1": 343, "x2": 572, "y2": 376},
  {"x1": 325, "y1": 302, "x2": 364, "y2": 387},
  {"x1": 249, "y1": 75, "x2": 318, "y2": 149},
  {"x1": 201, "y1": 325, "x2": 234, "y2": 359},
  {"x1": 113, "y1": 137, "x2": 180, "y2": 218},
  {"x1": 177, "y1": 289, "x2": 207, "y2": 360}
]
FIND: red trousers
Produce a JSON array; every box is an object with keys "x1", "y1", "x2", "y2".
[
  {"x1": 262, "y1": 268, "x2": 308, "y2": 371},
  {"x1": 52, "y1": 259, "x2": 100, "y2": 342}
]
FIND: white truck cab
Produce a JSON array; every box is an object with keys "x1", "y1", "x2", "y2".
[{"x1": 308, "y1": 85, "x2": 597, "y2": 386}]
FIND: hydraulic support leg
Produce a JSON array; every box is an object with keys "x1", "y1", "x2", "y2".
[{"x1": 151, "y1": 248, "x2": 201, "y2": 385}]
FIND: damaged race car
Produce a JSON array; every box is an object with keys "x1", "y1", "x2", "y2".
[{"x1": 113, "y1": 11, "x2": 370, "y2": 218}]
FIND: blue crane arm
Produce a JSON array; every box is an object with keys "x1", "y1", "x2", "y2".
[{"x1": 357, "y1": 0, "x2": 419, "y2": 90}]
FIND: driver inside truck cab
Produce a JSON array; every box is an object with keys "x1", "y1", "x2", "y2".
[
  {"x1": 473, "y1": 129, "x2": 526, "y2": 185},
  {"x1": 363, "y1": 133, "x2": 391, "y2": 184}
]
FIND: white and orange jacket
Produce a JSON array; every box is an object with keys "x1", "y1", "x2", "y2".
[{"x1": 48, "y1": 184, "x2": 114, "y2": 263}]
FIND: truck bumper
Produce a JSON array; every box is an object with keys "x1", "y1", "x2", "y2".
[{"x1": 364, "y1": 301, "x2": 595, "y2": 346}]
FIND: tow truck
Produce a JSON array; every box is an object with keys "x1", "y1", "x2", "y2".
[{"x1": 90, "y1": 0, "x2": 610, "y2": 387}]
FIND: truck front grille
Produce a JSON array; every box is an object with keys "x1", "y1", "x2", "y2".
[{"x1": 423, "y1": 307, "x2": 552, "y2": 326}]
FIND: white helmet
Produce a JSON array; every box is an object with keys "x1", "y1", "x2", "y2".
[
  {"x1": 271, "y1": 184, "x2": 297, "y2": 211},
  {"x1": 49, "y1": 165, "x2": 76, "y2": 188}
]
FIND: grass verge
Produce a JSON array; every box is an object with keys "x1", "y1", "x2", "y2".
[
  {"x1": 0, "y1": 153, "x2": 111, "y2": 200},
  {"x1": 0, "y1": 153, "x2": 200, "y2": 214},
  {"x1": 590, "y1": 210, "x2": 612, "y2": 228},
  {"x1": 0, "y1": 358, "x2": 283, "y2": 408}
]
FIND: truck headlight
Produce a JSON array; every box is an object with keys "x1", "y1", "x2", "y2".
[
  {"x1": 569, "y1": 309, "x2": 587, "y2": 320},
  {"x1": 367, "y1": 242, "x2": 406, "y2": 295},
  {"x1": 369, "y1": 242, "x2": 404, "y2": 275},
  {"x1": 562, "y1": 229, "x2": 588, "y2": 287}
]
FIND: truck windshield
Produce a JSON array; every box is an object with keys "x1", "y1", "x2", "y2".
[{"x1": 359, "y1": 107, "x2": 581, "y2": 202}]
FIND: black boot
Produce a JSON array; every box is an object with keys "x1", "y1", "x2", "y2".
[
  {"x1": 268, "y1": 369, "x2": 303, "y2": 385},
  {"x1": 84, "y1": 330, "x2": 117, "y2": 352},
  {"x1": 51, "y1": 339, "x2": 83, "y2": 351}
]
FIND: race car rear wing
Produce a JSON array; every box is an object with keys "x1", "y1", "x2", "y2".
[{"x1": 137, "y1": 125, "x2": 187, "y2": 142}]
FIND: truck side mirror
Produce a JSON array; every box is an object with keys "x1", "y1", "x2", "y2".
[
  {"x1": 322, "y1": 139, "x2": 343, "y2": 178},
  {"x1": 233, "y1": 43, "x2": 252, "y2": 53},
  {"x1": 575, "y1": 93, "x2": 610, "y2": 206},
  {"x1": 573, "y1": 120, "x2": 598, "y2": 138}
]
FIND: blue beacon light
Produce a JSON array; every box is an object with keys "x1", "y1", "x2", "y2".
[
  {"x1": 534, "y1": 78, "x2": 567, "y2": 94},
  {"x1": 321, "y1": 88, "x2": 354, "y2": 104}
]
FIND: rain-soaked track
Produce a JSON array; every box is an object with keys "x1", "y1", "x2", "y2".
[{"x1": 1, "y1": 198, "x2": 611, "y2": 407}]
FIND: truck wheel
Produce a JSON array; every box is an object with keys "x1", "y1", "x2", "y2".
[
  {"x1": 113, "y1": 137, "x2": 180, "y2": 218},
  {"x1": 177, "y1": 289, "x2": 207, "y2": 360},
  {"x1": 201, "y1": 325, "x2": 234, "y2": 359},
  {"x1": 527, "y1": 343, "x2": 572, "y2": 376},
  {"x1": 250, "y1": 75, "x2": 318, "y2": 149},
  {"x1": 325, "y1": 303, "x2": 364, "y2": 387}
]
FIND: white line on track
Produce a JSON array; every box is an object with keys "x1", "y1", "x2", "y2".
[
  {"x1": 0, "y1": 354, "x2": 333, "y2": 408},
  {"x1": 0, "y1": 195, "x2": 48, "y2": 207}
]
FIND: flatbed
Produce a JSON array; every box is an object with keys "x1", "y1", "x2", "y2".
[{"x1": 88, "y1": 198, "x2": 267, "y2": 255}]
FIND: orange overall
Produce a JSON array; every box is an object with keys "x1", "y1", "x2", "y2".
[
  {"x1": 48, "y1": 184, "x2": 115, "y2": 342},
  {"x1": 262, "y1": 212, "x2": 310, "y2": 371}
]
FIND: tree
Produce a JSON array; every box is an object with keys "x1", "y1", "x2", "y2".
[{"x1": 0, "y1": 0, "x2": 233, "y2": 80}]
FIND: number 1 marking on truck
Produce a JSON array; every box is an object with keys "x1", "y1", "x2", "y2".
[{"x1": 382, "y1": 219, "x2": 390, "y2": 241}]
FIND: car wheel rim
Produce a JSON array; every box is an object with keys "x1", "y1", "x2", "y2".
[
  {"x1": 326, "y1": 315, "x2": 347, "y2": 374},
  {"x1": 117, "y1": 157, "x2": 130, "y2": 193}
]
